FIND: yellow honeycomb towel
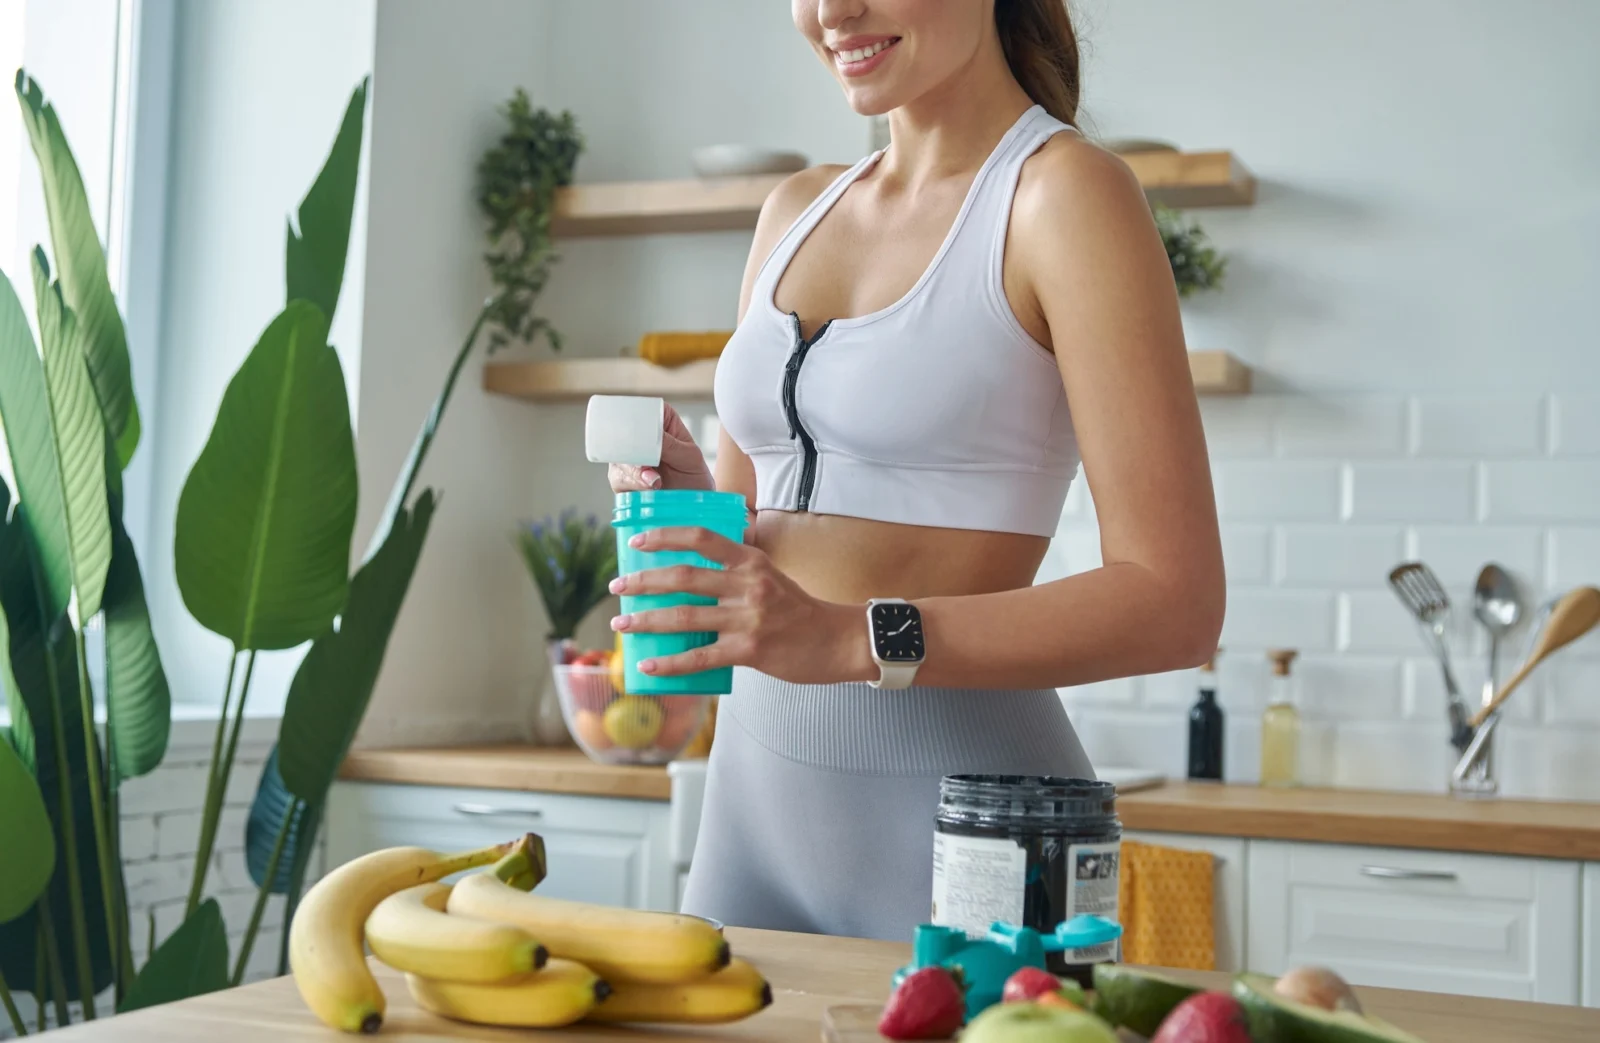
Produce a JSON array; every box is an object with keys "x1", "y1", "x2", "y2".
[
  {"x1": 1117, "y1": 839, "x2": 1216, "y2": 970},
  {"x1": 637, "y1": 331, "x2": 733, "y2": 367}
]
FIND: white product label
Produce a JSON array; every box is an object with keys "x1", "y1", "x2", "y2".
[
  {"x1": 930, "y1": 832, "x2": 1026, "y2": 939},
  {"x1": 1065, "y1": 841, "x2": 1121, "y2": 963}
]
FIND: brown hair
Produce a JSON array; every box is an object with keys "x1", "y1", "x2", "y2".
[{"x1": 995, "y1": 0, "x2": 1081, "y2": 125}]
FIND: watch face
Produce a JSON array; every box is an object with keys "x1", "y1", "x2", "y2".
[{"x1": 871, "y1": 602, "x2": 924, "y2": 663}]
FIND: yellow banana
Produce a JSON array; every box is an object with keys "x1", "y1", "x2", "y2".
[
  {"x1": 406, "y1": 959, "x2": 608, "y2": 1028},
  {"x1": 447, "y1": 870, "x2": 729, "y2": 984},
  {"x1": 585, "y1": 957, "x2": 773, "y2": 1024},
  {"x1": 365, "y1": 883, "x2": 548, "y2": 983},
  {"x1": 289, "y1": 836, "x2": 532, "y2": 1034}
]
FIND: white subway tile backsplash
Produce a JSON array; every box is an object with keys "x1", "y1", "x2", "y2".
[
  {"x1": 1548, "y1": 528, "x2": 1600, "y2": 587},
  {"x1": 1407, "y1": 526, "x2": 1544, "y2": 588},
  {"x1": 1141, "y1": 667, "x2": 1202, "y2": 708},
  {"x1": 1220, "y1": 525, "x2": 1272, "y2": 584},
  {"x1": 1550, "y1": 395, "x2": 1600, "y2": 456},
  {"x1": 1340, "y1": 591, "x2": 1432, "y2": 653},
  {"x1": 1069, "y1": 711, "x2": 1185, "y2": 778},
  {"x1": 121, "y1": 815, "x2": 157, "y2": 862},
  {"x1": 1346, "y1": 462, "x2": 1477, "y2": 522},
  {"x1": 1198, "y1": 396, "x2": 1276, "y2": 456},
  {"x1": 1411, "y1": 395, "x2": 1545, "y2": 457},
  {"x1": 1279, "y1": 526, "x2": 1402, "y2": 586},
  {"x1": 1059, "y1": 676, "x2": 1138, "y2": 708},
  {"x1": 1494, "y1": 725, "x2": 1600, "y2": 801},
  {"x1": 1054, "y1": 530, "x2": 1103, "y2": 576},
  {"x1": 1542, "y1": 657, "x2": 1600, "y2": 726},
  {"x1": 1221, "y1": 590, "x2": 1337, "y2": 650},
  {"x1": 1330, "y1": 722, "x2": 1453, "y2": 793},
  {"x1": 1299, "y1": 656, "x2": 1402, "y2": 720},
  {"x1": 1214, "y1": 462, "x2": 1342, "y2": 521},
  {"x1": 1404, "y1": 656, "x2": 1539, "y2": 725},
  {"x1": 1483, "y1": 461, "x2": 1600, "y2": 522},
  {"x1": 1275, "y1": 396, "x2": 1406, "y2": 457}
]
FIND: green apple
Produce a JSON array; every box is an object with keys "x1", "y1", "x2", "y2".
[{"x1": 961, "y1": 1001, "x2": 1119, "y2": 1043}]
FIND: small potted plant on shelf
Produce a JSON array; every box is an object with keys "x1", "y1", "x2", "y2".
[
  {"x1": 516, "y1": 512, "x2": 711, "y2": 763},
  {"x1": 1155, "y1": 203, "x2": 1227, "y2": 300}
]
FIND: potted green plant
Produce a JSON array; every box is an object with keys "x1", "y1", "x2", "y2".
[
  {"x1": 475, "y1": 89, "x2": 583, "y2": 353},
  {"x1": 516, "y1": 511, "x2": 618, "y2": 745},
  {"x1": 1153, "y1": 204, "x2": 1227, "y2": 351}
]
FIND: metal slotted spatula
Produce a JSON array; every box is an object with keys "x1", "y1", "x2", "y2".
[{"x1": 1388, "y1": 562, "x2": 1474, "y2": 750}]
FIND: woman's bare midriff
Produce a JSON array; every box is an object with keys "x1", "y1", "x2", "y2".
[{"x1": 751, "y1": 508, "x2": 1051, "y2": 604}]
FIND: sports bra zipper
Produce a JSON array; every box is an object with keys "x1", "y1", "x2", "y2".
[{"x1": 782, "y1": 313, "x2": 832, "y2": 512}]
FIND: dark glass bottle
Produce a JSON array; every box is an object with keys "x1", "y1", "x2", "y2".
[{"x1": 1187, "y1": 651, "x2": 1224, "y2": 781}]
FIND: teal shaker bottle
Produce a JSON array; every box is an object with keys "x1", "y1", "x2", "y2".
[{"x1": 613, "y1": 490, "x2": 749, "y2": 695}]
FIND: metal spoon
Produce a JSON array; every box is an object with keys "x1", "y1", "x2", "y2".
[
  {"x1": 1472, "y1": 564, "x2": 1521, "y2": 710},
  {"x1": 1471, "y1": 586, "x2": 1600, "y2": 727}
]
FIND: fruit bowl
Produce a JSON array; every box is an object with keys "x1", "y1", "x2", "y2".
[{"x1": 549, "y1": 646, "x2": 710, "y2": 766}]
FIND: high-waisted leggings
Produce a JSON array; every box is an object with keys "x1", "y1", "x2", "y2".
[{"x1": 679, "y1": 667, "x2": 1094, "y2": 941}]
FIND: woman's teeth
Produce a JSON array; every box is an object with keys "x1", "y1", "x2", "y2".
[{"x1": 838, "y1": 39, "x2": 893, "y2": 63}]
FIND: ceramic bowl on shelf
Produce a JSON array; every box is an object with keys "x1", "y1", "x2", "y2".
[
  {"x1": 691, "y1": 144, "x2": 808, "y2": 179},
  {"x1": 550, "y1": 658, "x2": 711, "y2": 767}
]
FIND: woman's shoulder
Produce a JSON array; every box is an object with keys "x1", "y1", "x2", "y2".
[
  {"x1": 1013, "y1": 132, "x2": 1149, "y2": 229},
  {"x1": 759, "y1": 163, "x2": 854, "y2": 229}
]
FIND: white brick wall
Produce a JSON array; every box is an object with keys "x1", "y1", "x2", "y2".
[
  {"x1": 2, "y1": 714, "x2": 323, "y2": 1035},
  {"x1": 1060, "y1": 393, "x2": 1600, "y2": 800}
]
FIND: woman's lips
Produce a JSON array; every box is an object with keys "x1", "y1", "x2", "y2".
[{"x1": 833, "y1": 37, "x2": 900, "y2": 77}]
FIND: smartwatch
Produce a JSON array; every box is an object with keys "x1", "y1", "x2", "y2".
[{"x1": 866, "y1": 598, "x2": 925, "y2": 690}]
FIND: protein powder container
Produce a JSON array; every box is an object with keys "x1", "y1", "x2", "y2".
[{"x1": 932, "y1": 775, "x2": 1121, "y2": 985}]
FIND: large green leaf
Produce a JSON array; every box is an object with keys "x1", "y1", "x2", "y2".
[
  {"x1": 0, "y1": 735, "x2": 54, "y2": 923},
  {"x1": 103, "y1": 513, "x2": 170, "y2": 781},
  {"x1": 15, "y1": 70, "x2": 139, "y2": 467},
  {"x1": 244, "y1": 748, "x2": 307, "y2": 892},
  {"x1": 279, "y1": 491, "x2": 436, "y2": 803},
  {"x1": 117, "y1": 899, "x2": 229, "y2": 1013},
  {"x1": 174, "y1": 301, "x2": 357, "y2": 650},
  {"x1": 285, "y1": 78, "x2": 368, "y2": 322},
  {"x1": 31, "y1": 249, "x2": 112, "y2": 620},
  {"x1": 0, "y1": 478, "x2": 32, "y2": 771},
  {"x1": 0, "y1": 267, "x2": 71, "y2": 621}
]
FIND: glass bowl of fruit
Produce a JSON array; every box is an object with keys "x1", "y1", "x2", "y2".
[{"x1": 548, "y1": 641, "x2": 710, "y2": 766}]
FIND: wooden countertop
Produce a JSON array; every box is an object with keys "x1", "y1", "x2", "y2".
[
  {"x1": 48, "y1": 925, "x2": 1600, "y2": 1042},
  {"x1": 1120, "y1": 780, "x2": 1600, "y2": 860},
  {"x1": 339, "y1": 746, "x2": 671, "y2": 801}
]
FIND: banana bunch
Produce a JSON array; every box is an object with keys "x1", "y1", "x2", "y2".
[{"x1": 288, "y1": 832, "x2": 772, "y2": 1034}]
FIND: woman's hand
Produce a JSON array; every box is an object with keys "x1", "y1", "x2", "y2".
[
  {"x1": 607, "y1": 527, "x2": 872, "y2": 685},
  {"x1": 607, "y1": 404, "x2": 715, "y2": 493}
]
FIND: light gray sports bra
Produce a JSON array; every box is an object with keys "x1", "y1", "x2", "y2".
[{"x1": 714, "y1": 105, "x2": 1080, "y2": 538}]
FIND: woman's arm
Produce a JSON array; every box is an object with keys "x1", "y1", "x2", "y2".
[{"x1": 885, "y1": 141, "x2": 1225, "y2": 687}]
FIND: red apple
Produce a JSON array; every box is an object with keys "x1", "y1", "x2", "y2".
[{"x1": 1002, "y1": 967, "x2": 1064, "y2": 1004}]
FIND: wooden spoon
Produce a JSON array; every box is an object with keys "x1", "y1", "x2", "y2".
[{"x1": 1470, "y1": 585, "x2": 1600, "y2": 728}]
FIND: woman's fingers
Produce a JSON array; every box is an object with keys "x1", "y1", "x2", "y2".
[
  {"x1": 610, "y1": 562, "x2": 733, "y2": 598},
  {"x1": 613, "y1": 604, "x2": 738, "y2": 635},
  {"x1": 623, "y1": 526, "x2": 748, "y2": 565},
  {"x1": 608, "y1": 462, "x2": 662, "y2": 492},
  {"x1": 635, "y1": 638, "x2": 750, "y2": 678}
]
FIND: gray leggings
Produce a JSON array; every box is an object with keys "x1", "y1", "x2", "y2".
[{"x1": 679, "y1": 668, "x2": 1094, "y2": 941}]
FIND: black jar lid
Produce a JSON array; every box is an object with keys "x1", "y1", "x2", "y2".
[{"x1": 938, "y1": 774, "x2": 1118, "y2": 826}]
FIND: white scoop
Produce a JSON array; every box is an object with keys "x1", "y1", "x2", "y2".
[{"x1": 585, "y1": 394, "x2": 664, "y2": 466}]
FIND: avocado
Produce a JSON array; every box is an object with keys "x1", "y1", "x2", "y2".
[
  {"x1": 1091, "y1": 964, "x2": 1203, "y2": 1037},
  {"x1": 1232, "y1": 973, "x2": 1426, "y2": 1043}
]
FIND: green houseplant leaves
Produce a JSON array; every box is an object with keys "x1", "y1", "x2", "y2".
[
  {"x1": 116, "y1": 899, "x2": 229, "y2": 1014},
  {"x1": 286, "y1": 78, "x2": 368, "y2": 321},
  {"x1": 0, "y1": 736, "x2": 54, "y2": 924},
  {"x1": 103, "y1": 514, "x2": 171, "y2": 782},
  {"x1": 15, "y1": 71, "x2": 140, "y2": 467},
  {"x1": 174, "y1": 301, "x2": 358, "y2": 650}
]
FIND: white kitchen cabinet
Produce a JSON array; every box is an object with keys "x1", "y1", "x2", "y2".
[
  {"x1": 1124, "y1": 830, "x2": 1247, "y2": 972},
  {"x1": 1247, "y1": 839, "x2": 1581, "y2": 1004},
  {"x1": 1584, "y1": 863, "x2": 1600, "y2": 1007},
  {"x1": 327, "y1": 782, "x2": 676, "y2": 911}
]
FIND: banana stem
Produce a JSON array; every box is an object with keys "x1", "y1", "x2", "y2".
[
  {"x1": 0, "y1": 967, "x2": 27, "y2": 1037},
  {"x1": 231, "y1": 799, "x2": 298, "y2": 986},
  {"x1": 73, "y1": 626, "x2": 121, "y2": 998},
  {"x1": 37, "y1": 901, "x2": 69, "y2": 1026},
  {"x1": 187, "y1": 650, "x2": 251, "y2": 913},
  {"x1": 488, "y1": 833, "x2": 547, "y2": 887}
]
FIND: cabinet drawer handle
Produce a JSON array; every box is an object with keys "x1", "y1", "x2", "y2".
[
  {"x1": 452, "y1": 802, "x2": 544, "y2": 820},
  {"x1": 1360, "y1": 865, "x2": 1457, "y2": 881}
]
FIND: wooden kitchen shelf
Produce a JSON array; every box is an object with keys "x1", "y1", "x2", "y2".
[
  {"x1": 483, "y1": 350, "x2": 1252, "y2": 401},
  {"x1": 551, "y1": 150, "x2": 1254, "y2": 237}
]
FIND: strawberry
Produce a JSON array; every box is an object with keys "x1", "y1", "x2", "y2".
[
  {"x1": 1150, "y1": 991, "x2": 1251, "y2": 1043},
  {"x1": 1002, "y1": 966, "x2": 1063, "y2": 1004},
  {"x1": 878, "y1": 967, "x2": 966, "y2": 1040}
]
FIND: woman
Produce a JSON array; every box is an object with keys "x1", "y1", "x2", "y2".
[{"x1": 607, "y1": 0, "x2": 1224, "y2": 940}]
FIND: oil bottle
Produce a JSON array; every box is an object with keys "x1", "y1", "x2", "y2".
[
  {"x1": 1260, "y1": 649, "x2": 1300, "y2": 787},
  {"x1": 1186, "y1": 650, "x2": 1225, "y2": 781}
]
